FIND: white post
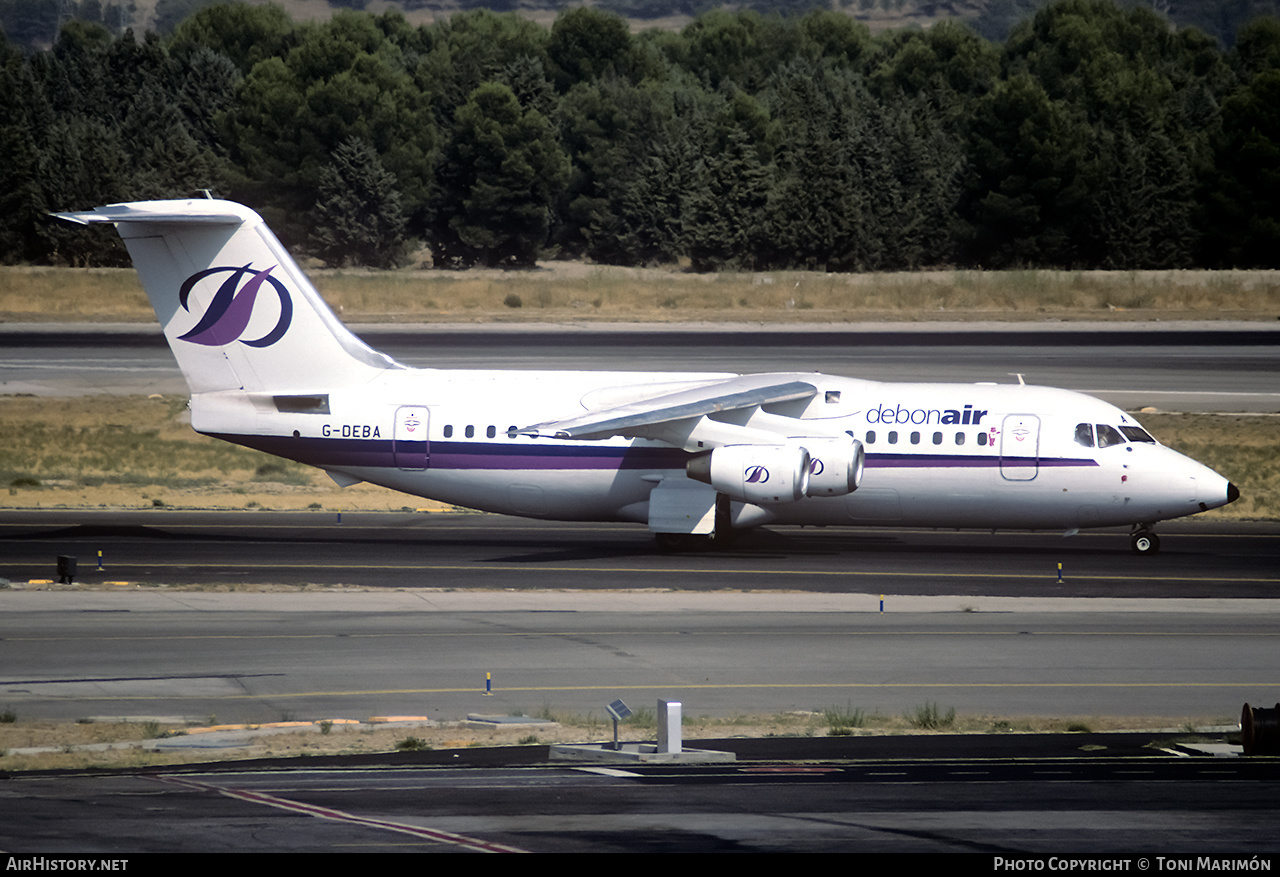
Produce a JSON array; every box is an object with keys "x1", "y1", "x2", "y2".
[{"x1": 657, "y1": 699, "x2": 682, "y2": 754}]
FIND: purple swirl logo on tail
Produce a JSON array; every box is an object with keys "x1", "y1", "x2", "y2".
[{"x1": 178, "y1": 264, "x2": 292, "y2": 347}]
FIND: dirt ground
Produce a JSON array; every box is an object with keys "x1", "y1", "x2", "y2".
[{"x1": 0, "y1": 711, "x2": 1235, "y2": 772}]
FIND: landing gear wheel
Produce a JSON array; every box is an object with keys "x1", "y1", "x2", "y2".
[
  {"x1": 1131, "y1": 531, "x2": 1161, "y2": 555},
  {"x1": 655, "y1": 533, "x2": 714, "y2": 553},
  {"x1": 711, "y1": 493, "x2": 738, "y2": 547}
]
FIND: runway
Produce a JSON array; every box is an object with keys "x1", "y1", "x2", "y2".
[
  {"x1": 2, "y1": 323, "x2": 1276, "y2": 725},
  {"x1": 3, "y1": 321, "x2": 1279, "y2": 413},
  {"x1": 3, "y1": 588, "x2": 1280, "y2": 724},
  {"x1": 2, "y1": 510, "x2": 1279, "y2": 724},
  {"x1": 2, "y1": 322, "x2": 1278, "y2": 854},
  {"x1": 2, "y1": 510, "x2": 1277, "y2": 595}
]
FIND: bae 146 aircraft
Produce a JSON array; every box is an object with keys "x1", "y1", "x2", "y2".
[{"x1": 56, "y1": 199, "x2": 1238, "y2": 554}]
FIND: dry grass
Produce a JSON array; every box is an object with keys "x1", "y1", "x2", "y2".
[
  {"x1": 0, "y1": 394, "x2": 451, "y2": 511},
  {"x1": 4, "y1": 265, "x2": 1279, "y2": 324},
  {"x1": 1140, "y1": 413, "x2": 1280, "y2": 520},
  {"x1": 0, "y1": 267, "x2": 151, "y2": 320},
  {"x1": 0, "y1": 710, "x2": 1233, "y2": 772}
]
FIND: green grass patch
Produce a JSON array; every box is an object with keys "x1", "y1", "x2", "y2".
[
  {"x1": 909, "y1": 702, "x2": 957, "y2": 730},
  {"x1": 821, "y1": 702, "x2": 866, "y2": 734}
]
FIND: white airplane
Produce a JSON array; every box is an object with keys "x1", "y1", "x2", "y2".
[{"x1": 56, "y1": 199, "x2": 1238, "y2": 554}]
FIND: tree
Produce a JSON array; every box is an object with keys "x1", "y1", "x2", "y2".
[
  {"x1": 432, "y1": 82, "x2": 569, "y2": 267},
  {"x1": 1202, "y1": 68, "x2": 1280, "y2": 266},
  {"x1": 763, "y1": 58, "x2": 859, "y2": 270},
  {"x1": 311, "y1": 136, "x2": 410, "y2": 268},
  {"x1": 224, "y1": 11, "x2": 438, "y2": 247},
  {"x1": 168, "y1": 2, "x2": 294, "y2": 75},
  {"x1": 1082, "y1": 126, "x2": 1197, "y2": 268},
  {"x1": 683, "y1": 125, "x2": 771, "y2": 271},
  {"x1": 869, "y1": 19, "x2": 999, "y2": 113},
  {"x1": 679, "y1": 10, "x2": 799, "y2": 93},
  {"x1": 421, "y1": 10, "x2": 551, "y2": 130},
  {"x1": 959, "y1": 73, "x2": 1090, "y2": 267},
  {"x1": 547, "y1": 7, "x2": 633, "y2": 92}
]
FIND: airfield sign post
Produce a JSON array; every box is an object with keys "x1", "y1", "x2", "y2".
[{"x1": 606, "y1": 699, "x2": 632, "y2": 750}]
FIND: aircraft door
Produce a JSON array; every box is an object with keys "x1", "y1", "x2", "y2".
[
  {"x1": 999, "y1": 414, "x2": 1040, "y2": 481},
  {"x1": 394, "y1": 406, "x2": 429, "y2": 470}
]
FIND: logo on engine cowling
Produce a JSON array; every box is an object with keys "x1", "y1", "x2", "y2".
[
  {"x1": 745, "y1": 465, "x2": 769, "y2": 484},
  {"x1": 178, "y1": 264, "x2": 292, "y2": 347}
]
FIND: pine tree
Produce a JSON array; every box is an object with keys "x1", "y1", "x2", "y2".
[
  {"x1": 683, "y1": 125, "x2": 771, "y2": 271},
  {"x1": 432, "y1": 82, "x2": 569, "y2": 268},
  {"x1": 311, "y1": 136, "x2": 410, "y2": 269}
]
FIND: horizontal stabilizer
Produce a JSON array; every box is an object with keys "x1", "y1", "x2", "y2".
[{"x1": 53, "y1": 206, "x2": 244, "y2": 226}]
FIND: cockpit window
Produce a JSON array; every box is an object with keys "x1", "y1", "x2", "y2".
[
  {"x1": 1096, "y1": 424, "x2": 1126, "y2": 448},
  {"x1": 1074, "y1": 423, "x2": 1095, "y2": 447},
  {"x1": 1119, "y1": 426, "x2": 1156, "y2": 443}
]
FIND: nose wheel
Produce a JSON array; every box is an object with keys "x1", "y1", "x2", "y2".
[{"x1": 1131, "y1": 529, "x2": 1160, "y2": 555}]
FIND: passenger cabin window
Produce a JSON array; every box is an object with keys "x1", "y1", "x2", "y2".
[
  {"x1": 1096, "y1": 424, "x2": 1125, "y2": 448},
  {"x1": 865, "y1": 430, "x2": 876, "y2": 445},
  {"x1": 465, "y1": 425, "x2": 475, "y2": 438},
  {"x1": 933, "y1": 432, "x2": 943, "y2": 445},
  {"x1": 977, "y1": 433, "x2": 988, "y2": 446},
  {"x1": 1075, "y1": 423, "x2": 1095, "y2": 447},
  {"x1": 910, "y1": 431, "x2": 920, "y2": 445},
  {"x1": 955, "y1": 432, "x2": 965, "y2": 446},
  {"x1": 443, "y1": 425, "x2": 453, "y2": 438},
  {"x1": 486, "y1": 425, "x2": 496, "y2": 438},
  {"x1": 888, "y1": 431, "x2": 898, "y2": 444}
]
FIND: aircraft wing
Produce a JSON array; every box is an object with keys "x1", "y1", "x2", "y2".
[{"x1": 519, "y1": 375, "x2": 818, "y2": 441}]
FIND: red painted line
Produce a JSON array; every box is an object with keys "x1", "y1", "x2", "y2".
[{"x1": 158, "y1": 774, "x2": 526, "y2": 853}]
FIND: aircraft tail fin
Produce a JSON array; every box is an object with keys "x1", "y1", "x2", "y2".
[{"x1": 54, "y1": 199, "x2": 400, "y2": 394}]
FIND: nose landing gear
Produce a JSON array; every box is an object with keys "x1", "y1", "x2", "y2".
[{"x1": 1131, "y1": 527, "x2": 1160, "y2": 555}]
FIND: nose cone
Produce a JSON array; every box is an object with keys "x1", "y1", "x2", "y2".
[
  {"x1": 1148, "y1": 445, "x2": 1237, "y2": 518},
  {"x1": 1191, "y1": 467, "x2": 1238, "y2": 513}
]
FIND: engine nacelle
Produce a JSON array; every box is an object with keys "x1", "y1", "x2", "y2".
[
  {"x1": 803, "y1": 436, "x2": 865, "y2": 497},
  {"x1": 687, "y1": 444, "x2": 811, "y2": 504}
]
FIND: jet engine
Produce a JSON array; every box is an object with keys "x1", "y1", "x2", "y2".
[
  {"x1": 802, "y1": 436, "x2": 865, "y2": 497},
  {"x1": 687, "y1": 444, "x2": 811, "y2": 504}
]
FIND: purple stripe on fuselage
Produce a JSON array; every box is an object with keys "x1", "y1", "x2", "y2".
[
  {"x1": 206, "y1": 433, "x2": 688, "y2": 471},
  {"x1": 866, "y1": 453, "x2": 1098, "y2": 468},
  {"x1": 208, "y1": 433, "x2": 392, "y2": 468}
]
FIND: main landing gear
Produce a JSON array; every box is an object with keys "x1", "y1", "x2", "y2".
[
  {"x1": 1131, "y1": 527, "x2": 1161, "y2": 555},
  {"x1": 653, "y1": 494, "x2": 740, "y2": 552}
]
